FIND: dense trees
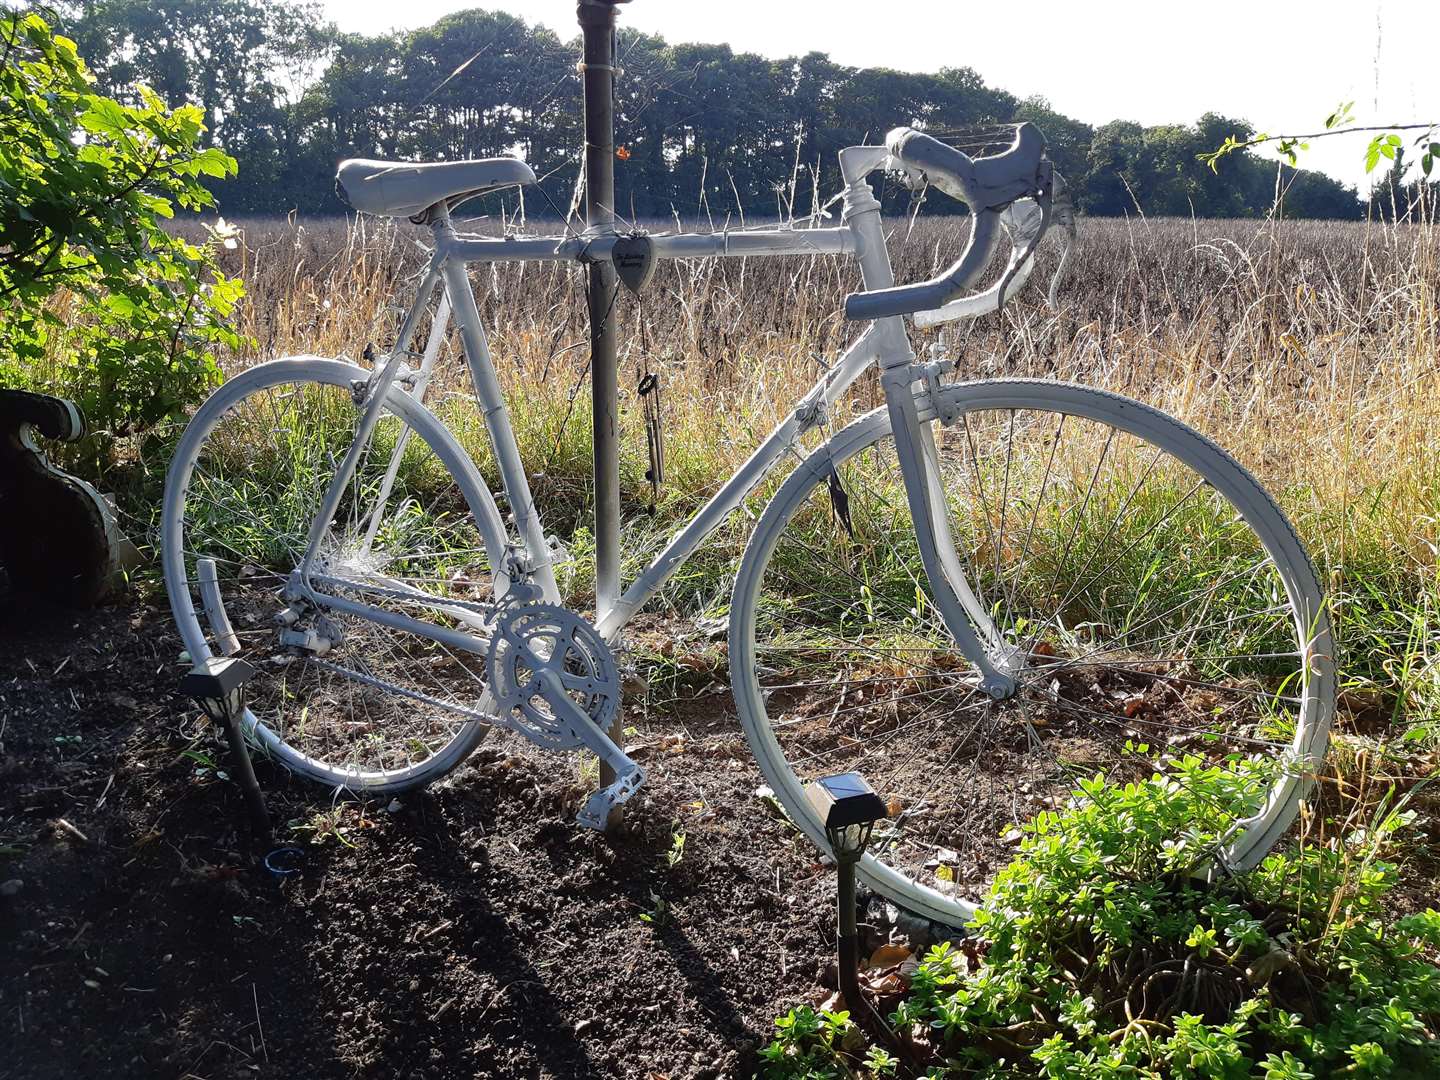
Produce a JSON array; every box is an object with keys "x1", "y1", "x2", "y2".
[{"x1": 55, "y1": 1, "x2": 1365, "y2": 220}]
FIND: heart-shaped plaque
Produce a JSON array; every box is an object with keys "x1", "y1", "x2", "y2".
[{"x1": 611, "y1": 233, "x2": 656, "y2": 293}]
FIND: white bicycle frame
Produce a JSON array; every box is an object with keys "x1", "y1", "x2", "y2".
[{"x1": 288, "y1": 145, "x2": 1023, "y2": 696}]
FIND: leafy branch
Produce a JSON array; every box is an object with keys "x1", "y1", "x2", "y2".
[
  {"x1": 1, "y1": 11, "x2": 249, "y2": 444},
  {"x1": 1201, "y1": 102, "x2": 1439, "y2": 177}
]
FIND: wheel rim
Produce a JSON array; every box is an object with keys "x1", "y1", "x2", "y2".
[
  {"x1": 164, "y1": 363, "x2": 504, "y2": 788},
  {"x1": 733, "y1": 381, "x2": 1333, "y2": 924}
]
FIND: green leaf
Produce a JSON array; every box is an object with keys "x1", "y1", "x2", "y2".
[
  {"x1": 1364, "y1": 136, "x2": 1384, "y2": 173},
  {"x1": 192, "y1": 146, "x2": 237, "y2": 179},
  {"x1": 78, "y1": 96, "x2": 131, "y2": 140},
  {"x1": 102, "y1": 293, "x2": 136, "y2": 317}
]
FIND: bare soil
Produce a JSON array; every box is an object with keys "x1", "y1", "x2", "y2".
[{"x1": 0, "y1": 591, "x2": 841, "y2": 1080}]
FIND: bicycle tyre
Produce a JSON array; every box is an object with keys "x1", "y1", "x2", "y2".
[
  {"x1": 162, "y1": 357, "x2": 510, "y2": 795},
  {"x1": 730, "y1": 378, "x2": 1335, "y2": 924}
]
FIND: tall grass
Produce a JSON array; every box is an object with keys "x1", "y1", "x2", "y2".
[{"x1": 168, "y1": 209, "x2": 1439, "y2": 735}]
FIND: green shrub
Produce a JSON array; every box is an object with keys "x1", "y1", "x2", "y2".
[
  {"x1": 0, "y1": 10, "x2": 244, "y2": 451},
  {"x1": 762, "y1": 756, "x2": 1440, "y2": 1078}
]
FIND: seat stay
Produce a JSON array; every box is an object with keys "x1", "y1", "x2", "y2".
[{"x1": 297, "y1": 263, "x2": 442, "y2": 587}]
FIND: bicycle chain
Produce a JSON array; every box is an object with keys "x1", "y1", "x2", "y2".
[
  {"x1": 308, "y1": 572, "x2": 506, "y2": 621},
  {"x1": 304, "y1": 656, "x2": 495, "y2": 723}
]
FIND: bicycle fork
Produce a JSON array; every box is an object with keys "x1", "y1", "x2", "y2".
[
  {"x1": 840, "y1": 148, "x2": 1017, "y2": 699},
  {"x1": 881, "y1": 354, "x2": 1017, "y2": 699}
]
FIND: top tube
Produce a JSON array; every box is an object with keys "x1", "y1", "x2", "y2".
[{"x1": 441, "y1": 225, "x2": 859, "y2": 265}]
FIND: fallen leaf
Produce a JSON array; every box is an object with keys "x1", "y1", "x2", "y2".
[
  {"x1": 868, "y1": 943, "x2": 912, "y2": 969},
  {"x1": 863, "y1": 970, "x2": 907, "y2": 995}
]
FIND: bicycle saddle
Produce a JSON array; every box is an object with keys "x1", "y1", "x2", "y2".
[
  {"x1": 336, "y1": 157, "x2": 536, "y2": 218},
  {"x1": 886, "y1": 123, "x2": 1046, "y2": 209}
]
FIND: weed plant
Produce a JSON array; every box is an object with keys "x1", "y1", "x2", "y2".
[{"x1": 761, "y1": 756, "x2": 1440, "y2": 1078}]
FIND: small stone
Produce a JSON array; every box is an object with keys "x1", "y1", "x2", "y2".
[
  {"x1": 0, "y1": 879, "x2": 22, "y2": 898},
  {"x1": 386, "y1": 799, "x2": 403, "y2": 814}
]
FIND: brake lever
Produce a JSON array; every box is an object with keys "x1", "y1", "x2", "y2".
[
  {"x1": 994, "y1": 164, "x2": 1053, "y2": 309},
  {"x1": 1045, "y1": 169, "x2": 1078, "y2": 311},
  {"x1": 910, "y1": 196, "x2": 1045, "y2": 328}
]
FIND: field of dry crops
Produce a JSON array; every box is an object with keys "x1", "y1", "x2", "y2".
[{"x1": 175, "y1": 210, "x2": 1440, "y2": 735}]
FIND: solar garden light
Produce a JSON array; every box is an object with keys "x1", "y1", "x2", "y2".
[
  {"x1": 806, "y1": 772, "x2": 903, "y2": 1051},
  {"x1": 180, "y1": 656, "x2": 273, "y2": 846}
]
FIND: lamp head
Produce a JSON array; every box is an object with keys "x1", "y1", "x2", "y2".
[
  {"x1": 805, "y1": 772, "x2": 889, "y2": 862},
  {"x1": 180, "y1": 656, "x2": 256, "y2": 724}
]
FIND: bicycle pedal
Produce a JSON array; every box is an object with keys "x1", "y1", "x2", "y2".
[
  {"x1": 575, "y1": 763, "x2": 646, "y2": 831},
  {"x1": 279, "y1": 627, "x2": 334, "y2": 655}
]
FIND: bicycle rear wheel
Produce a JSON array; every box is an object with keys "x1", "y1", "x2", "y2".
[
  {"x1": 162, "y1": 358, "x2": 509, "y2": 794},
  {"x1": 731, "y1": 379, "x2": 1334, "y2": 924}
]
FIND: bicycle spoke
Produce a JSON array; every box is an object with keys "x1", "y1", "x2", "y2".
[
  {"x1": 740, "y1": 390, "x2": 1329, "y2": 917},
  {"x1": 175, "y1": 373, "x2": 498, "y2": 783}
]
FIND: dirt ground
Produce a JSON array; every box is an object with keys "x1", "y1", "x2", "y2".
[{"x1": 0, "y1": 588, "x2": 845, "y2": 1080}]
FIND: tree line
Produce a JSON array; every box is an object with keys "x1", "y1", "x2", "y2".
[{"x1": 54, "y1": 0, "x2": 1368, "y2": 220}]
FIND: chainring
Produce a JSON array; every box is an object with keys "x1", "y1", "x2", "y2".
[{"x1": 484, "y1": 603, "x2": 619, "y2": 749}]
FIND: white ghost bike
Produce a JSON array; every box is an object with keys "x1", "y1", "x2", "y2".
[{"x1": 162, "y1": 124, "x2": 1334, "y2": 923}]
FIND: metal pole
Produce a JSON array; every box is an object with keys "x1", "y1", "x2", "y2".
[
  {"x1": 220, "y1": 705, "x2": 274, "y2": 848},
  {"x1": 578, "y1": 0, "x2": 626, "y2": 824},
  {"x1": 579, "y1": 0, "x2": 622, "y2": 621},
  {"x1": 835, "y1": 858, "x2": 908, "y2": 1058}
]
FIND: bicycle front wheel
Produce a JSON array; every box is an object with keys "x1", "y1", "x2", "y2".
[
  {"x1": 730, "y1": 379, "x2": 1334, "y2": 925},
  {"x1": 162, "y1": 358, "x2": 509, "y2": 795}
]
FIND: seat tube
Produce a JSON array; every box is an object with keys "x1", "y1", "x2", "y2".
[
  {"x1": 440, "y1": 254, "x2": 559, "y2": 604},
  {"x1": 841, "y1": 165, "x2": 1013, "y2": 697}
]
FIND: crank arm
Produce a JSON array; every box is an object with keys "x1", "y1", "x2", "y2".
[{"x1": 536, "y1": 669, "x2": 644, "y2": 830}]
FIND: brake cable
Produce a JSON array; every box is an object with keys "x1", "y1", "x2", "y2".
[
  {"x1": 631, "y1": 285, "x2": 664, "y2": 514},
  {"x1": 637, "y1": 370, "x2": 663, "y2": 514}
]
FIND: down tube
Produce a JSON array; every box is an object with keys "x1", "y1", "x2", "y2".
[{"x1": 594, "y1": 328, "x2": 882, "y2": 641}]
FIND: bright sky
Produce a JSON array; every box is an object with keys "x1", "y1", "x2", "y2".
[{"x1": 321, "y1": 0, "x2": 1439, "y2": 191}]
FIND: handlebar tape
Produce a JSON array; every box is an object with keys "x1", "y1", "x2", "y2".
[
  {"x1": 886, "y1": 123, "x2": 1047, "y2": 211},
  {"x1": 843, "y1": 209, "x2": 1003, "y2": 320}
]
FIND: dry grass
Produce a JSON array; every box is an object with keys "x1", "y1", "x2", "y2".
[{"x1": 171, "y1": 208, "x2": 1438, "y2": 727}]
